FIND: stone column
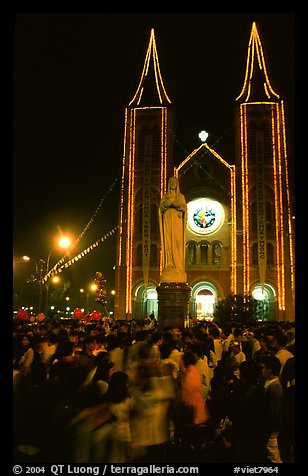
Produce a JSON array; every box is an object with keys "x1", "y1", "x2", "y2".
[{"x1": 156, "y1": 282, "x2": 192, "y2": 330}]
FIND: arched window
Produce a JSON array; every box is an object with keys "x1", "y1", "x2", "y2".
[
  {"x1": 212, "y1": 242, "x2": 222, "y2": 265},
  {"x1": 200, "y1": 242, "x2": 209, "y2": 265},
  {"x1": 186, "y1": 242, "x2": 196, "y2": 266}
]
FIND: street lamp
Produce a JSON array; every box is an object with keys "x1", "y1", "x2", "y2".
[
  {"x1": 45, "y1": 236, "x2": 72, "y2": 315},
  {"x1": 46, "y1": 276, "x2": 61, "y2": 312},
  {"x1": 23, "y1": 235, "x2": 72, "y2": 315},
  {"x1": 79, "y1": 288, "x2": 84, "y2": 307},
  {"x1": 85, "y1": 283, "x2": 98, "y2": 312},
  {"x1": 22, "y1": 256, "x2": 46, "y2": 313}
]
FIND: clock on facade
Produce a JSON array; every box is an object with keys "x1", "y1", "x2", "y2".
[{"x1": 187, "y1": 198, "x2": 224, "y2": 235}]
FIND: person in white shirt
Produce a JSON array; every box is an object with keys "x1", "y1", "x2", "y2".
[
  {"x1": 229, "y1": 341, "x2": 246, "y2": 379},
  {"x1": 220, "y1": 325, "x2": 234, "y2": 355},
  {"x1": 273, "y1": 331, "x2": 294, "y2": 377},
  {"x1": 193, "y1": 343, "x2": 211, "y2": 401},
  {"x1": 209, "y1": 326, "x2": 223, "y2": 362}
]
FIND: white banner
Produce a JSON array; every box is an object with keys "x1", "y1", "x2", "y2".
[
  {"x1": 256, "y1": 131, "x2": 267, "y2": 290},
  {"x1": 142, "y1": 135, "x2": 152, "y2": 289}
]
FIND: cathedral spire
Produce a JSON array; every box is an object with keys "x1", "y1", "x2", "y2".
[
  {"x1": 236, "y1": 22, "x2": 280, "y2": 102},
  {"x1": 129, "y1": 28, "x2": 171, "y2": 106}
]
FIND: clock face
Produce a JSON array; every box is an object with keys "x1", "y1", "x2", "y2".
[{"x1": 187, "y1": 198, "x2": 224, "y2": 235}]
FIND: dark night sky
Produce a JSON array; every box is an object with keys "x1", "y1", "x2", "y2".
[{"x1": 12, "y1": 11, "x2": 295, "y2": 297}]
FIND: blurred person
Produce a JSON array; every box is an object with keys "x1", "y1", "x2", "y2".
[
  {"x1": 68, "y1": 377, "x2": 115, "y2": 463},
  {"x1": 164, "y1": 334, "x2": 184, "y2": 373},
  {"x1": 48, "y1": 341, "x2": 76, "y2": 369},
  {"x1": 104, "y1": 371, "x2": 134, "y2": 462},
  {"x1": 264, "y1": 326, "x2": 279, "y2": 353},
  {"x1": 209, "y1": 326, "x2": 223, "y2": 362},
  {"x1": 91, "y1": 352, "x2": 114, "y2": 395},
  {"x1": 186, "y1": 342, "x2": 211, "y2": 401},
  {"x1": 229, "y1": 341, "x2": 246, "y2": 379},
  {"x1": 246, "y1": 330, "x2": 261, "y2": 359},
  {"x1": 69, "y1": 330, "x2": 84, "y2": 352},
  {"x1": 262, "y1": 355, "x2": 283, "y2": 463},
  {"x1": 207, "y1": 361, "x2": 240, "y2": 431},
  {"x1": 105, "y1": 333, "x2": 124, "y2": 372},
  {"x1": 13, "y1": 333, "x2": 45, "y2": 398},
  {"x1": 149, "y1": 331, "x2": 163, "y2": 363},
  {"x1": 130, "y1": 359, "x2": 176, "y2": 462},
  {"x1": 15, "y1": 334, "x2": 35, "y2": 378},
  {"x1": 279, "y1": 354, "x2": 295, "y2": 463},
  {"x1": 272, "y1": 331, "x2": 294, "y2": 377},
  {"x1": 178, "y1": 351, "x2": 209, "y2": 428},
  {"x1": 159, "y1": 341, "x2": 180, "y2": 380},
  {"x1": 125, "y1": 331, "x2": 151, "y2": 386},
  {"x1": 14, "y1": 361, "x2": 83, "y2": 463},
  {"x1": 227, "y1": 360, "x2": 269, "y2": 463},
  {"x1": 74, "y1": 335, "x2": 97, "y2": 371},
  {"x1": 92, "y1": 332, "x2": 107, "y2": 356},
  {"x1": 220, "y1": 324, "x2": 234, "y2": 355},
  {"x1": 172, "y1": 350, "x2": 210, "y2": 458},
  {"x1": 36, "y1": 333, "x2": 58, "y2": 366},
  {"x1": 202, "y1": 337, "x2": 218, "y2": 381},
  {"x1": 252, "y1": 334, "x2": 275, "y2": 385},
  {"x1": 284, "y1": 325, "x2": 295, "y2": 355},
  {"x1": 232, "y1": 327, "x2": 251, "y2": 359}
]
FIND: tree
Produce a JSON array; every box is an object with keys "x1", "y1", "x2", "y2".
[{"x1": 213, "y1": 293, "x2": 262, "y2": 326}]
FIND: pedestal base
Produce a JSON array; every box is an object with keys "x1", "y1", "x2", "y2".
[{"x1": 156, "y1": 282, "x2": 192, "y2": 330}]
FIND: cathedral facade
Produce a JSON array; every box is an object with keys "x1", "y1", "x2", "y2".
[{"x1": 114, "y1": 23, "x2": 295, "y2": 323}]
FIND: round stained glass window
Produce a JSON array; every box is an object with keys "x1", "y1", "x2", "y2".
[{"x1": 187, "y1": 198, "x2": 224, "y2": 235}]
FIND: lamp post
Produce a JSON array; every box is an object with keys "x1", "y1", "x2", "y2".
[
  {"x1": 37, "y1": 258, "x2": 46, "y2": 313},
  {"x1": 79, "y1": 288, "x2": 84, "y2": 308},
  {"x1": 23, "y1": 235, "x2": 72, "y2": 316},
  {"x1": 22, "y1": 256, "x2": 46, "y2": 313},
  {"x1": 45, "y1": 236, "x2": 72, "y2": 316},
  {"x1": 85, "y1": 283, "x2": 97, "y2": 312}
]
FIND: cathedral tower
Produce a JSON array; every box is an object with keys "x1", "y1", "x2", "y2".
[
  {"x1": 114, "y1": 29, "x2": 174, "y2": 320},
  {"x1": 235, "y1": 22, "x2": 295, "y2": 321}
]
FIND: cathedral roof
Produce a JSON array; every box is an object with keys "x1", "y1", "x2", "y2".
[
  {"x1": 236, "y1": 22, "x2": 280, "y2": 103},
  {"x1": 129, "y1": 29, "x2": 171, "y2": 107}
]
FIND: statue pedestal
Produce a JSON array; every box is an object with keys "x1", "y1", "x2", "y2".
[{"x1": 156, "y1": 282, "x2": 192, "y2": 330}]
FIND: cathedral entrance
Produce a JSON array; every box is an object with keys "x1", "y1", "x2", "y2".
[
  {"x1": 133, "y1": 284, "x2": 158, "y2": 320},
  {"x1": 191, "y1": 282, "x2": 218, "y2": 321},
  {"x1": 252, "y1": 284, "x2": 277, "y2": 321}
]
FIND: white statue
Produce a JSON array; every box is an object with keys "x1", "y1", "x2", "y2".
[{"x1": 159, "y1": 176, "x2": 187, "y2": 283}]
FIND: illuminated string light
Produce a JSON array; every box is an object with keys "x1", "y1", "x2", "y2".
[
  {"x1": 129, "y1": 29, "x2": 171, "y2": 106},
  {"x1": 175, "y1": 142, "x2": 237, "y2": 294},
  {"x1": 43, "y1": 173, "x2": 121, "y2": 280},
  {"x1": 236, "y1": 22, "x2": 279, "y2": 102},
  {"x1": 42, "y1": 225, "x2": 120, "y2": 281},
  {"x1": 237, "y1": 22, "x2": 293, "y2": 316}
]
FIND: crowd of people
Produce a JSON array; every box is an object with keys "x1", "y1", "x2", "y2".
[{"x1": 13, "y1": 315, "x2": 295, "y2": 464}]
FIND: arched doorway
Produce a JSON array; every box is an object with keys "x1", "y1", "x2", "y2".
[
  {"x1": 133, "y1": 284, "x2": 158, "y2": 320},
  {"x1": 191, "y1": 282, "x2": 218, "y2": 321},
  {"x1": 252, "y1": 283, "x2": 277, "y2": 321}
]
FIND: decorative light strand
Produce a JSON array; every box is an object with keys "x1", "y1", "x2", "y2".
[
  {"x1": 42, "y1": 173, "x2": 121, "y2": 282},
  {"x1": 42, "y1": 225, "x2": 120, "y2": 280},
  {"x1": 236, "y1": 22, "x2": 279, "y2": 102},
  {"x1": 129, "y1": 29, "x2": 171, "y2": 106}
]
